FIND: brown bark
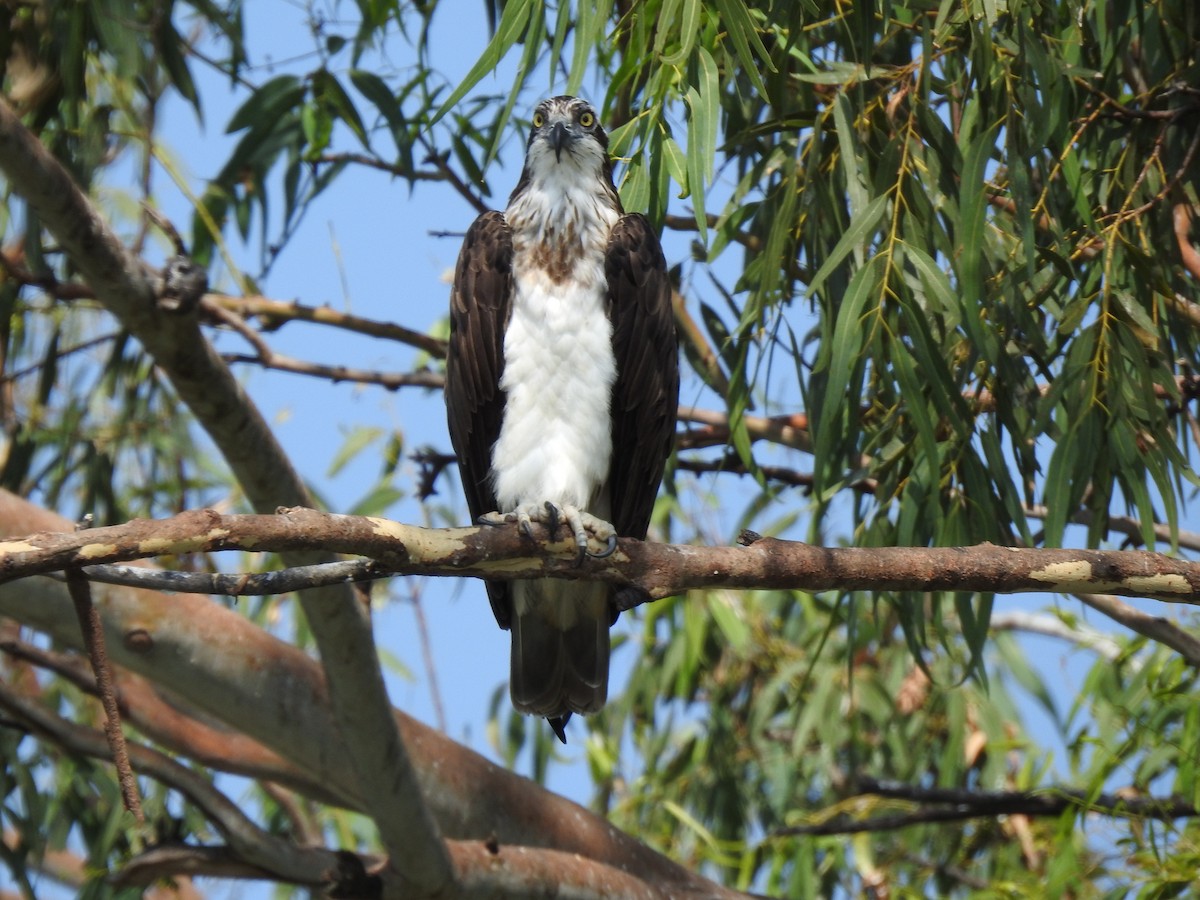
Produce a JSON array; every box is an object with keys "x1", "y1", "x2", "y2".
[{"x1": 0, "y1": 500, "x2": 1195, "y2": 606}]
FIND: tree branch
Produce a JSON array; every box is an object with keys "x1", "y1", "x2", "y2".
[
  {"x1": 1073, "y1": 592, "x2": 1200, "y2": 667},
  {"x1": 0, "y1": 637, "x2": 339, "y2": 803},
  {"x1": 0, "y1": 94, "x2": 451, "y2": 893},
  {"x1": 0, "y1": 680, "x2": 346, "y2": 887},
  {"x1": 777, "y1": 777, "x2": 1198, "y2": 836},
  {"x1": 0, "y1": 504, "x2": 1196, "y2": 606},
  {"x1": 0, "y1": 492, "x2": 742, "y2": 899},
  {"x1": 205, "y1": 293, "x2": 448, "y2": 358}
]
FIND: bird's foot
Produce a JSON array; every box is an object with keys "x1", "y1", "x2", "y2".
[{"x1": 478, "y1": 502, "x2": 617, "y2": 563}]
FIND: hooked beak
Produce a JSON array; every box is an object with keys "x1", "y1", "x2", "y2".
[{"x1": 550, "y1": 121, "x2": 569, "y2": 162}]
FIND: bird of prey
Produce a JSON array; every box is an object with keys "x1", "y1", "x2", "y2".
[{"x1": 445, "y1": 96, "x2": 678, "y2": 742}]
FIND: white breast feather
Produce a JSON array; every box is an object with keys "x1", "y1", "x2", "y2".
[{"x1": 491, "y1": 164, "x2": 620, "y2": 514}]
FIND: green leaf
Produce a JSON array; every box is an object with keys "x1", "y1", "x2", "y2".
[
  {"x1": 662, "y1": 136, "x2": 688, "y2": 196},
  {"x1": 713, "y1": 0, "x2": 774, "y2": 96},
  {"x1": 813, "y1": 257, "x2": 880, "y2": 490},
  {"x1": 807, "y1": 193, "x2": 889, "y2": 298},
  {"x1": 661, "y1": 0, "x2": 702, "y2": 66},
  {"x1": 227, "y1": 75, "x2": 305, "y2": 134},
  {"x1": 708, "y1": 592, "x2": 751, "y2": 653},
  {"x1": 312, "y1": 69, "x2": 369, "y2": 148},
  {"x1": 327, "y1": 426, "x2": 384, "y2": 478},
  {"x1": 431, "y1": 0, "x2": 534, "y2": 125},
  {"x1": 350, "y1": 69, "x2": 404, "y2": 133},
  {"x1": 684, "y1": 86, "x2": 709, "y2": 240}
]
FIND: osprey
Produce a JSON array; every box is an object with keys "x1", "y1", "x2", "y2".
[{"x1": 445, "y1": 96, "x2": 678, "y2": 741}]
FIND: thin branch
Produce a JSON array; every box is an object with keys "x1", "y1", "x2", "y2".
[
  {"x1": 0, "y1": 246, "x2": 95, "y2": 301},
  {"x1": 1073, "y1": 592, "x2": 1200, "y2": 667},
  {"x1": 206, "y1": 294, "x2": 448, "y2": 357},
  {"x1": 222, "y1": 352, "x2": 444, "y2": 390},
  {"x1": 777, "y1": 777, "x2": 1198, "y2": 836},
  {"x1": 206, "y1": 298, "x2": 445, "y2": 390},
  {"x1": 74, "y1": 559, "x2": 386, "y2": 594},
  {"x1": 1023, "y1": 503, "x2": 1200, "y2": 553},
  {"x1": 988, "y1": 610, "x2": 1124, "y2": 661},
  {"x1": 417, "y1": 137, "x2": 490, "y2": 215},
  {"x1": 0, "y1": 331, "x2": 123, "y2": 383},
  {"x1": 672, "y1": 290, "x2": 731, "y2": 399},
  {"x1": 676, "y1": 454, "x2": 878, "y2": 493},
  {"x1": 64, "y1": 567, "x2": 144, "y2": 825},
  {"x1": 677, "y1": 406, "x2": 813, "y2": 453},
  {"x1": 1175, "y1": 203, "x2": 1200, "y2": 282}
]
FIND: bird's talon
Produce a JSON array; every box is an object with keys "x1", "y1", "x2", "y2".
[
  {"x1": 543, "y1": 501, "x2": 560, "y2": 538},
  {"x1": 588, "y1": 534, "x2": 618, "y2": 560}
]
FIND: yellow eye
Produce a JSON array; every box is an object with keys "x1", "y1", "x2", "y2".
[
  {"x1": 578, "y1": 111, "x2": 595, "y2": 128},
  {"x1": 532, "y1": 111, "x2": 545, "y2": 128}
]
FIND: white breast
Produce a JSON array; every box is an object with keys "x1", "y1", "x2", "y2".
[{"x1": 491, "y1": 178, "x2": 620, "y2": 513}]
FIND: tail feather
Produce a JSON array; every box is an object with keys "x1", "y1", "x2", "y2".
[{"x1": 509, "y1": 578, "x2": 610, "y2": 719}]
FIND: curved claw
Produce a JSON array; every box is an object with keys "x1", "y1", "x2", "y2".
[
  {"x1": 476, "y1": 513, "x2": 507, "y2": 528},
  {"x1": 587, "y1": 533, "x2": 619, "y2": 559},
  {"x1": 543, "y1": 501, "x2": 561, "y2": 538}
]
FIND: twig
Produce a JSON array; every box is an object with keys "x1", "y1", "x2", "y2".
[
  {"x1": 72, "y1": 559, "x2": 387, "y2": 595},
  {"x1": 677, "y1": 406, "x2": 813, "y2": 453},
  {"x1": 988, "y1": 610, "x2": 1123, "y2": 661},
  {"x1": 1073, "y1": 592, "x2": 1200, "y2": 667},
  {"x1": 206, "y1": 294, "x2": 448, "y2": 358},
  {"x1": 676, "y1": 454, "x2": 879, "y2": 493},
  {"x1": 1175, "y1": 203, "x2": 1200, "y2": 281},
  {"x1": 406, "y1": 579, "x2": 448, "y2": 734},
  {"x1": 222, "y1": 352, "x2": 444, "y2": 390},
  {"x1": 64, "y1": 566, "x2": 144, "y2": 826},
  {"x1": 1022, "y1": 503, "x2": 1200, "y2": 554},
  {"x1": 417, "y1": 135, "x2": 490, "y2": 215},
  {"x1": 776, "y1": 778, "x2": 1198, "y2": 836},
  {"x1": 0, "y1": 331, "x2": 123, "y2": 383}
]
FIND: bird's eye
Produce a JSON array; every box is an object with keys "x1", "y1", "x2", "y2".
[
  {"x1": 533, "y1": 112, "x2": 545, "y2": 128},
  {"x1": 578, "y1": 111, "x2": 595, "y2": 128}
]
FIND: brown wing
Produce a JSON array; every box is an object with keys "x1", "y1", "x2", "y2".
[
  {"x1": 605, "y1": 213, "x2": 679, "y2": 542},
  {"x1": 445, "y1": 210, "x2": 513, "y2": 628}
]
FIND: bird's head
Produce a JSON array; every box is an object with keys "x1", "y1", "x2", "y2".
[{"x1": 522, "y1": 96, "x2": 610, "y2": 176}]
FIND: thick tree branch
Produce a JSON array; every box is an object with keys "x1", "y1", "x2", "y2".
[
  {"x1": 0, "y1": 492, "x2": 742, "y2": 899},
  {"x1": 0, "y1": 95, "x2": 451, "y2": 890},
  {"x1": 0, "y1": 505, "x2": 1196, "y2": 606},
  {"x1": 0, "y1": 637, "x2": 338, "y2": 802},
  {"x1": 0, "y1": 681, "x2": 346, "y2": 887}
]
